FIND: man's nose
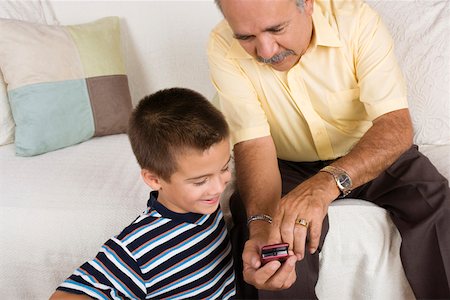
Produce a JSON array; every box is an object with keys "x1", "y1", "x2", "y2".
[{"x1": 256, "y1": 35, "x2": 278, "y2": 60}]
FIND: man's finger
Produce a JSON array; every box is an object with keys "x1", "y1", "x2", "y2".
[
  {"x1": 278, "y1": 213, "x2": 297, "y2": 252},
  {"x1": 292, "y1": 222, "x2": 307, "y2": 259},
  {"x1": 307, "y1": 220, "x2": 322, "y2": 254}
]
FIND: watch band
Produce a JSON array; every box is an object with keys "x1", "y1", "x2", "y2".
[{"x1": 320, "y1": 165, "x2": 353, "y2": 197}]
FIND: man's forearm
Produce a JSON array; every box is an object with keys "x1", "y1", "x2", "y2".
[
  {"x1": 233, "y1": 136, "x2": 282, "y2": 222},
  {"x1": 333, "y1": 108, "x2": 413, "y2": 189}
]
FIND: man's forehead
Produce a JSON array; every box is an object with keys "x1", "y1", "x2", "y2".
[
  {"x1": 221, "y1": 0, "x2": 296, "y2": 13},
  {"x1": 222, "y1": 0, "x2": 296, "y2": 34},
  {"x1": 221, "y1": 0, "x2": 295, "y2": 5}
]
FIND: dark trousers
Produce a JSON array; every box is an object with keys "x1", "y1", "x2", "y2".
[{"x1": 230, "y1": 145, "x2": 450, "y2": 299}]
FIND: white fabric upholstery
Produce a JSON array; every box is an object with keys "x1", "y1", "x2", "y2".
[
  {"x1": 0, "y1": 135, "x2": 149, "y2": 299},
  {"x1": 368, "y1": 0, "x2": 450, "y2": 145},
  {"x1": 318, "y1": 200, "x2": 415, "y2": 299},
  {"x1": 0, "y1": 0, "x2": 57, "y2": 24}
]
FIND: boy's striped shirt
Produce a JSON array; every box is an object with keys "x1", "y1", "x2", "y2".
[{"x1": 57, "y1": 191, "x2": 236, "y2": 299}]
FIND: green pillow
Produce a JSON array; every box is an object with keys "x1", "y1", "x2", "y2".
[{"x1": 0, "y1": 17, "x2": 132, "y2": 156}]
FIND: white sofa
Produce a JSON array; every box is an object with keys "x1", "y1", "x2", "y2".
[{"x1": 0, "y1": 1, "x2": 448, "y2": 299}]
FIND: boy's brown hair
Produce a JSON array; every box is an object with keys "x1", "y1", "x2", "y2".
[{"x1": 128, "y1": 87, "x2": 230, "y2": 181}]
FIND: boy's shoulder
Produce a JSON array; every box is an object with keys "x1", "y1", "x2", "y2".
[
  {"x1": 113, "y1": 205, "x2": 224, "y2": 253},
  {"x1": 114, "y1": 207, "x2": 170, "y2": 244}
]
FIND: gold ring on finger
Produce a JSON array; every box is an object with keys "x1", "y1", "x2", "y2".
[{"x1": 296, "y1": 218, "x2": 309, "y2": 228}]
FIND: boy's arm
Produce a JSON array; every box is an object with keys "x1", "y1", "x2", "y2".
[{"x1": 49, "y1": 290, "x2": 92, "y2": 299}]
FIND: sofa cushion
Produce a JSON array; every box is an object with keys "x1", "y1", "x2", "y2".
[{"x1": 0, "y1": 16, "x2": 132, "y2": 156}]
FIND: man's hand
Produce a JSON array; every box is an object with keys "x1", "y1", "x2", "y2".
[
  {"x1": 242, "y1": 224, "x2": 298, "y2": 290},
  {"x1": 273, "y1": 109, "x2": 414, "y2": 260},
  {"x1": 273, "y1": 171, "x2": 338, "y2": 259}
]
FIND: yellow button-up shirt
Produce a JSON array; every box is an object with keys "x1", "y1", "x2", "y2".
[{"x1": 207, "y1": 0, "x2": 408, "y2": 162}]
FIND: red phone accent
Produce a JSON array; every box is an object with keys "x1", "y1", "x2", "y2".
[{"x1": 260, "y1": 243, "x2": 289, "y2": 264}]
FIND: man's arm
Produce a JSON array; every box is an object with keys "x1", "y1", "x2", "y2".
[
  {"x1": 279, "y1": 108, "x2": 414, "y2": 257},
  {"x1": 234, "y1": 135, "x2": 298, "y2": 290},
  {"x1": 335, "y1": 108, "x2": 413, "y2": 188},
  {"x1": 233, "y1": 136, "x2": 281, "y2": 225},
  {"x1": 234, "y1": 109, "x2": 413, "y2": 290}
]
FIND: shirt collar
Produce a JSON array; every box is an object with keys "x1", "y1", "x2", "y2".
[
  {"x1": 311, "y1": 3, "x2": 342, "y2": 48},
  {"x1": 147, "y1": 190, "x2": 218, "y2": 225},
  {"x1": 226, "y1": 2, "x2": 342, "y2": 60}
]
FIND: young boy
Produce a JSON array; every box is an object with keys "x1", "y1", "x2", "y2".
[{"x1": 50, "y1": 88, "x2": 236, "y2": 299}]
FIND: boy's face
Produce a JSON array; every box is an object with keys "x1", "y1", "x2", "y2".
[{"x1": 143, "y1": 139, "x2": 232, "y2": 215}]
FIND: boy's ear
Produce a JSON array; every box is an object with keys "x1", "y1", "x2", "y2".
[{"x1": 141, "y1": 169, "x2": 162, "y2": 190}]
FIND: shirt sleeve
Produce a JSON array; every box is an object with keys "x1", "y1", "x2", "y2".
[
  {"x1": 207, "y1": 27, "x2": 271, "y2": 146},
  {"x1": 56, "y1": 238, "x2": 146, "y2": 300},
  {"x1": 355, "y1": 3, "x2": 409, "y2": 120}
]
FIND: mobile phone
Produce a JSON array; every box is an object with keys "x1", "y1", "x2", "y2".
[{"x1": 260, "y1": 243, "x2": 289, "y2": 264}]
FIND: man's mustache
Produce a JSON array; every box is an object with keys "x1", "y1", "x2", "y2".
[{"x1": 257, "y1": 50, "x2": 296, "y2": 64}]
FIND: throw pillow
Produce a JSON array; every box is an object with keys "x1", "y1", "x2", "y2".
[
  {"x1": 0, "y1": 16, "x2": 132, "y2": 156},
  {"x1": 0, "y1": 0, "x2": 58, "y2": 146}
]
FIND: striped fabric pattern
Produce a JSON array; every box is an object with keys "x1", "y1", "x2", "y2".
[
  {"x1": 0, "y1": 17, "x2": 132, "y2": 156},
  {"x1": 57, "y1": 192, "x2": 236, "y2": 299}
]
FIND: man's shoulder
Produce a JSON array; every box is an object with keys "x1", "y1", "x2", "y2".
[
  {"x1": 211, "y1": 19, "x2": 232, "y2": 35},
  {"x1": 316, "y1": 0, "x2": 365, "y2": 14},
  {"x1": 208, "y1": 19, "x2": 254, "y2": 61},
  {"x1": 209, "y1": 19, "x2": 234, "y2": 48},
  {"x1": 314, "y1": 0, "x2": 380, "y2": 40}
]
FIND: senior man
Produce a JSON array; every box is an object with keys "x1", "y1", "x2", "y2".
[{"x1": 207, "y1": 0, "x2": 450, "y2": 298}]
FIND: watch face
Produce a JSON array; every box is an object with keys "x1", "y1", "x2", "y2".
[{"x1": 337, "y1": 173, "x2": 352, "y2": 189}]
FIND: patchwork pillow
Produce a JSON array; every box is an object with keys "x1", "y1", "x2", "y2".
[
  {"x1": 0, "y1": 0, "x2": 58, "y2": 146},
  {"x1": 0, "y1": 16, "x2": 132, "y2": 156}
]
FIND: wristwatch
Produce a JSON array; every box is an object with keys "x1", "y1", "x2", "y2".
[{"x1": 320, "y1": 165, "x2": 353, "y2": 197}]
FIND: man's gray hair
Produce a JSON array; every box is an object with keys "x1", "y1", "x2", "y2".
[{"x1": 214, "y1": 0, "x2": 305, "y2": 13}]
